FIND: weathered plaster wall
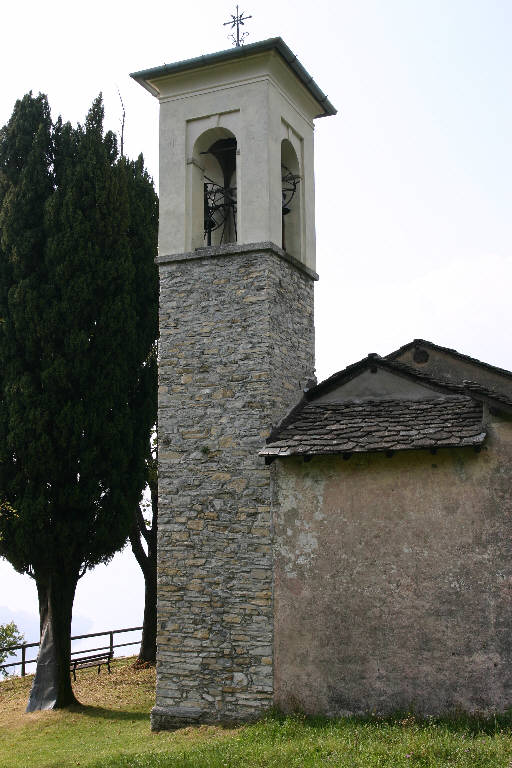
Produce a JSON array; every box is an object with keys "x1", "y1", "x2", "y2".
[
  {"x1": 272, "y1": 412, "x2": 512, "y2": 715},
  {"x1": 153, "y1": 243, "x2": 314, "y2": 728}
]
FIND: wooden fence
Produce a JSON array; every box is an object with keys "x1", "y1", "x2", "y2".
[{"x1": 0, "y1": 626, "x2": 142, "y2": 676}]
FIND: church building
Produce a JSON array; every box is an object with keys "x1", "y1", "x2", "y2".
[{"x1": 132, "y1": 39, "x2": 512, "y2": 729}]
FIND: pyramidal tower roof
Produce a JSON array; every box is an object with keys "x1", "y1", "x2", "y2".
[{"x1": 130, "y1": 37, "x2": 336, "y2": 119}]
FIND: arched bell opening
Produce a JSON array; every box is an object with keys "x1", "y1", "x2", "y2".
[
  {"x1": 281, "y1": 139, "x2": 302, "y2": 260},
  {"x1": 190, "y1": 128, "x2": 237, "y2": 249}
]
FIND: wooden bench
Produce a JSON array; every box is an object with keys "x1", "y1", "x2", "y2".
[{"x1": 70, "y1": 651, "x2": 113, "y2": 681}]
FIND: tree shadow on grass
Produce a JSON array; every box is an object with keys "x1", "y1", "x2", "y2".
[
  {"x1": 68, "y1": 704, "x2": 150, "y2": 722},
  {"x1": 68, "y1": 705, "x2": 242, "y2": 732}
]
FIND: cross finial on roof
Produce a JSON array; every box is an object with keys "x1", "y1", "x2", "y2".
[{"x1": 223, "y1": 5, "x2": 252, "y2": 47}]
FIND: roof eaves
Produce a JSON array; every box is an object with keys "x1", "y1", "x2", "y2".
[
  {"x1": 130, "y1": 37, "x2": 337, "y2": 118},
  {"x1": 260, "y1": 436, "x2": 487, "y2": 458}
]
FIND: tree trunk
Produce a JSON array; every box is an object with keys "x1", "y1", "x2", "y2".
[
  {"x1": 27, "y1": 572, "x2": 78, "y2": 711},
  {"x1": 130, "y1": 443, "x2": 158, "y2": 665},
  {"x1": 130, "y1": 511, "x2": 157, "y2": 664},
  {"x1": 138, "y1": 568, "x2": 157, "y2": 664}
]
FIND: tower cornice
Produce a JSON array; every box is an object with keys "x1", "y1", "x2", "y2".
[
  {"x1": 130, "y1": 37, "x2": 336, "y2": 119},
  {"x1": 155, "y1": 241, "x2": 319, "y2": 281}
]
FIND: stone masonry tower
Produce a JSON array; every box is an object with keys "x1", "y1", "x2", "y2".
[{"x1": 131, "y1": 38, "x2": 336, "y2": 729}]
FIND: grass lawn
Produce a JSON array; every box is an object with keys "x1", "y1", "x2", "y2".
[{"x1": 0, "y1": 658, "x2": 511, "y2": 768}]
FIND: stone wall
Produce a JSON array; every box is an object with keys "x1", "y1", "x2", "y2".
[
  {"x1": 153, "y1": 242, "x2": 315, "y2": 729},
  {"x1": 272, "y1": 412, "x2": 512, "y2": 716}
]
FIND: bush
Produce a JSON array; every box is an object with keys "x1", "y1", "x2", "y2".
[{"x1": 0, "y1": 621, "x2": 24, "y2": 676}]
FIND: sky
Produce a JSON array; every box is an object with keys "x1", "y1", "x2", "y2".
[{"x1": 0, "y1": 0, "x2": 511, "y2": 667}]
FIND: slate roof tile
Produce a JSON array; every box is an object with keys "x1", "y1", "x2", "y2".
[{"x1": 260, "y1": 396, "x2": 485, "y2": 457}]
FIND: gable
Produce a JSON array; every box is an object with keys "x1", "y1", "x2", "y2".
[
  {"x1": 313, "y1": 367, "x2": 443, "y2": 404},
  {"x1": 388, "y1": 340, "x2": 512, "y2": 401}
]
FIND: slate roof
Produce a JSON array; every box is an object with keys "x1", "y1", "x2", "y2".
[
  {"x1": 308, "y1": 355, "x2": 512, "y2": 411},
  {"x1": 384, "y1": 359, "x2": 512, "y2": 410},
  {"x1": 261, "y1": 344, "x2": 512, "y2": 459},
  {"x1": 261, "y1": 395, "x2": 486, "y2": 457}
]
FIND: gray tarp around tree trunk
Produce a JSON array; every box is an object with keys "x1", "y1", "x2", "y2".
[{"x1": 26, "y1": 620, "x2": 58, "y2": 711}]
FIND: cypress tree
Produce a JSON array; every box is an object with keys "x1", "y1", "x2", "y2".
[
  {"x1": 0, "y1": 94, "x2": 158, "y2": 710},
  {"x1": 125, "y1": 153, "x2": 159, "y2": 665}
]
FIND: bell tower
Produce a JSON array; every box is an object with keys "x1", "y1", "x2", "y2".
[{"x1": 132, "y1": 37, "x2": 335, "y2": 729}]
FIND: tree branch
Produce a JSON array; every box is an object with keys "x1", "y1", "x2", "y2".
[
  {"x1": 134, "y1": 501, "x2": 150, "y2": 543},
  {"x1": 129, "y1": 513, "x2": 149, "y2": 575},
  {"x1": 117, "y1": 89, "x2": 125, "y2": 158}
]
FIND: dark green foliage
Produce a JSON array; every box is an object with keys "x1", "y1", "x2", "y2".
[{"x1": 0, "y1": 92, "x2": 158, "y2": 707}]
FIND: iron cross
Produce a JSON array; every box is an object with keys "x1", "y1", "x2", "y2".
[{"x1": 224, "y1": 5, "x2": 252, "y2": 47}]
